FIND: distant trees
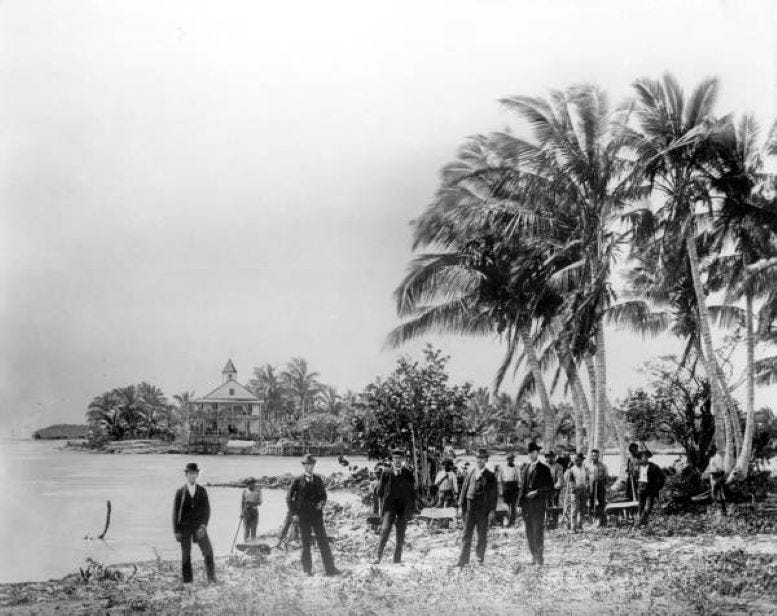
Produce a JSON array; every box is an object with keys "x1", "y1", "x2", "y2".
[{"x1": 86, "y1": 382, "x2": 178, "y2": 443}]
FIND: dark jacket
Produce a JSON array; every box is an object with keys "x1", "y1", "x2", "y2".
[
  {"x1": 376, "y1": 465, "x2": 416, "y2": 511},
  {"x1": 173, "y1": 484, "x2": 211, "y2": 533},
  {"x1": 287, "y1": 473, "x2": 327, "y2": 515},
  {"x1": 517, "y1": 461, "x2": 554, "y2": 504},
  {"x1": 636, "y1": 462, "x2": 665, "y2": 497},
  {"x1": 458, "y1": 467, "x2": 498, "y2": 513}
]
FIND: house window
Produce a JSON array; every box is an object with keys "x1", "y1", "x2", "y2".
[{"x1": 230, "y1": 388, "x2": 235, "y2": 396}]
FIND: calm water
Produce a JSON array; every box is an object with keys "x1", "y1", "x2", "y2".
[{"x1": 0, "y1": 439, "x2": 684, "y2": 583}]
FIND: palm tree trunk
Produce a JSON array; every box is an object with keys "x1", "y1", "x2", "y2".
[
  {"x1": 519, "y1": 326, "x2": 554, "y2": 448},
  {"x1": 713, "y1": 357, "x2": 743, "y2": 456},
  {"x1": 604, "y1": 395, "x2": 628, "y2": 479},
  {"x1": 594, "y1": 327, "x2": 608, "y2": 452},
  {"x1": 564, "y1": 359, "x2": 587, "y2": 454},
  {"x1": 685, "y1": 229, "x2": 729, "y2": 456},
  {"x1": 733, "y1": 291, "x2": 756, "y2": 479},
  {"x1": 583, "y1": 355, "x2": 597, "y2": 455}
]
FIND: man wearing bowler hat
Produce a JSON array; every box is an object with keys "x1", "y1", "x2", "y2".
[
  {"x1": 454, "y1": 448, "x2": 497, "y2": 568},
  {"x1": 518, "y1": 443, "x2": 554, "y2": 566},
  {"x1": 635, "y1": 448, "x2": 665, "y2": 527},
  {"x1": 287, "y1": 454, "x2": 341, "y2": 576},
  {"x1": 374, "y1": 448, "x2": 415, "y2": 564},
  {"x1": 172, "y1": 462, "x2": 216, "y2": 584}
]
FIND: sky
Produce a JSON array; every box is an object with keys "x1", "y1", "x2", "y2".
[{"x1": 1, "y1": 0, "x2": 776, "y2": 436}]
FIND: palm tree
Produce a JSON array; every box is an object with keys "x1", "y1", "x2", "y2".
[
  {"x1": 87, "y1": 392, "x2": 126, "y2": 441},
  {"x1": 385, "y1": 132, "x2": 555, "y2": 445},
  {"x1": 249, "y1": 364, "x2": 287, "y2": 435},
  {"x1": 623, "y1": 73, "x2": 732, "y2": 457},
  {"x1": 173, "y1": 390, "x2": 195, "y2": 440},
  {"x1": 281, "y1": 358, "x2": 323, "y2": 422},
  {"x1": 463, "y1": 387, "x2": 507, "y2": 446},
  {"x1": 493, "y1": 84, "x2": 644, "y2": 452},
  {"x1": 317, "y1": 385, "x2": 343, "y2": 415},
  {"x1": 705, "y1": 114, "x2": 777, "y2": 478}
]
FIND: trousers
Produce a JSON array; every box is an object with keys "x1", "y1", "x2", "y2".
[
  {"x1": 376, "y1": 501, "x2": 410, "y2": 563},
  {"x1": 298, "y1": 510, "x2": 336, "y2": 574},
  {"x1": 457, "y1": 501, "x2": 489, "y2": 565},
  {"x1": 522, "y1": 499, "x2": 546, "y2": 565},
  {"x1": 589, "y1": 483, "x2": 608, "y2": 527},
  {"x1": 569, "y1": 488, "x2": 586, "y2": 531},
  {"x1": 180, "y1": 528, "x2": 215, "y2": 583},
  {"x1": 243, "y1": 507, "x2": 258, "y2": 541},
  {"x1": 503, "y1": 482, "x2": 519, "y2": 526},
  {"x1": 637, "y1": 490, "x2": 656, "y2": 526}
]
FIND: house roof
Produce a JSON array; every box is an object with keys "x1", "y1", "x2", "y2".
[
  {"x1": 223, "y1": 359, "x2": 237, "y2": 374},
  {"x1": 195, "y1": 379, "x2": 259, "y2": 403}
]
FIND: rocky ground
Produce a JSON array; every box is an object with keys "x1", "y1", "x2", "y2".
[{"x1": 2, "y1": 502, "x2": 777, "y2": 615}]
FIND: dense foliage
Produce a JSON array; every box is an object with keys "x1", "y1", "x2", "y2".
[
  {"x1": 86, "y1": 382, "x2": 178, "y2": 444},
  {"x1": 360, "y1": 346, "x2": 472, "y2": 489}
]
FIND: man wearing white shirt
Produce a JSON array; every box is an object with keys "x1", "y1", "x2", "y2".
[
  {"x1": 701, "y1": 450, "x2": 727, "y2": 515},
  {"x1": 434, "y1": 459, "x2": 458, "y2": 508}
]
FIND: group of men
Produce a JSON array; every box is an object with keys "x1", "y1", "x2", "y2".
[{"x1": 171, "y1": 443, "x2": 670, "y2": 584}]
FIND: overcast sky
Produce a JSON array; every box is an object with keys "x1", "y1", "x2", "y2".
[{"x1": 1, "y1": 0, "x2": 776, "y2": 436}]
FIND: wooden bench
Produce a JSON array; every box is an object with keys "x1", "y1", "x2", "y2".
[
  {"x1": 605, "y1": 500, "x2": 639, "y2": 523},
  {"x1": 416, "y1": 507, "x2": 458, "y2": 529}
]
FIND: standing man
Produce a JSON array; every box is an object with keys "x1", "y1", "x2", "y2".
[
  {"x1": 287, "y1": 454, "x2": 341, "y2": 576},
  {"x1": 635, "y1": 448, "x2": 665, "y2": 527},
  {"x1": 546, "y1": 451, "x2": 565, "y2": 529},
  {"x1": 701, "y1": 449, "x2": 727, "y2": 516},
  {"x1": 172, "y1": 462, "x2": 216, "y2": 585},
  {"x1": 241, "y1": 478, "x2": 263, "y2": 542},
  {"x1": 500, "y1": 453, "x2": 520, "y2": 527},
  {"x1": 585, "y1": 449, "x2": 609, "y2": 527},
  {"x1": 374, "y1": 448, "x2": 415, "y2": 564},
  {"x1": 454, "y1": 448, "x2": 498, "y2": 568},
  {"x1": 564, "y1": 453, "x2": 588, "y2": 532},
  {"x1": 518, "y1": 443, "x2": 554, "y2": 566},
  {"x1": 434, "y1": 458, "x2": 459, "y2": 508}
]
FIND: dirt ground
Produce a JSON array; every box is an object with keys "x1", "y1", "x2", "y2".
[{"x1": 2, "y1": 508, "x2": 776, "y2": 615}]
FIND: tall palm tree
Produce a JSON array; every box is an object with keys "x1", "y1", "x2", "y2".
[
  {"x1": 386, "y1": 130, "x2": 561, "y2": 447},
  {"x1": 623, "y1": 73, "x2": 734, "y2": 457},
  {"x1": 173, "y1": 390, "x2": 195, "y2": 439},
  {"x1": 281, "y1": 358, "x2": 322, "y2": 421},
  {"x1": 494, "y1": 84, "x2": 644, "y2": 452},
  {"x1": 705, "y1": 114, "x2": 777, "y2": 477}
]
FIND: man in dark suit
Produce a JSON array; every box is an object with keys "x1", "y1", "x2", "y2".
[
  {"x1": 635, "y1": 448, "x2": 665, "y2": 527},
  {"x1": 287, "y1": 454, "x2": 341, "y2": 576},
  {"x1": 373, "y1": 448, "x2": 415, "y2": 564},
  {"x1": 172, "y1": 462, "x2": 216, "y2": 584},
  {"x1": 518, "y1": 442, "x2": 554, "y2": 566},
  {"x1": 454, "y1": 448, "x2": 498, "y2": 568}
]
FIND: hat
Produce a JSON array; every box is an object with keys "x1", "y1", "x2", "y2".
[
  {"x1": 574, "y1": 452, "x2": 584, "y2": 461},
  {"x1": 638, "y1": 447, "x2": 653, "y2": 459},
  {"x1": 527, "y1": 442, "x2": 542, "y2": 453},
  {"x1": 628, "y1": 442, "x2": 639, "y2": 453},
  {"x1": 390, "y1": 448, "x2": 405, "y2": 457},
  {"x1": 476, "y1": 448, "x2": 489, "y2": 459},
  {"x1": 185, "y1": 462, "x2": 200, "y2": 473},
  {"x1": 246, "y1": 477, "x2": 258, "y2": 486},
  {"x1": 546, "y1": 450, "x2": 556, "y2": 457},
  {"x1": 442, "y1": 458, "x2": 454, "y2": 466},
  {"x1": 505, "y1": 452, "x2": 516, "y2": 460},
  {"x1": 301, "y1": 453, "x2": 317, "y2": 465}
]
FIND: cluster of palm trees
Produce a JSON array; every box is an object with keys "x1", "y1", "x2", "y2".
[
  {"x1": 87, "y1": 382, "x2": 178, "y2": 442},
  {"x1": 464, "y1": 387, "x2": 575, "y2": 449},
  {"x1": 389, "y1": 73, "x2": 777, "y2": 480},
  {"x1": 247, "y1": 357, "x2": 358, "y2": 439}
]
